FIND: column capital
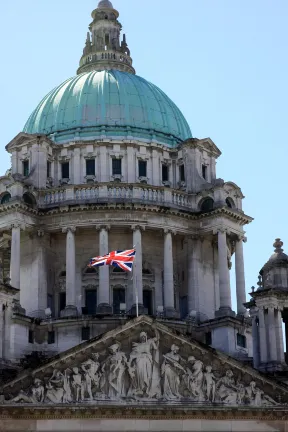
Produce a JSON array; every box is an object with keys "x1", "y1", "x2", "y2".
[
  {"x1": 131, "y1": 225, "x2": 145, "y2": 232},
  {"x1": 236, "y1": 234, "x2": 247, "y2": 243},
  {"x1": 62, "y1": 226, "x2": 76, "y2": 234},
  {"x1": 10, "y1": 222, "x2": 25, "y2": 231},
  {"x1": 96, "y1": 224, "x2": 111, "y2": 232},
  {"x1": 163, "y1": 228, "x2": 177, "y2": 236},
  {"x1": 213, "y1": 227, "x2": 230, "y2": 235}
]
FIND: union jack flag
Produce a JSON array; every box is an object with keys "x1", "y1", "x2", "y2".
[{"x1": 89, "y1": 249, "x2": 136, "y2": 272}]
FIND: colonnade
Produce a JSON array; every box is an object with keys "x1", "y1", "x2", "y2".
[{"x1": 9, "y1": 224, "x2": 247, "y2": 318}]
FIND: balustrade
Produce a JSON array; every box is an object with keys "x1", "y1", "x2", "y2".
[{"x1": 38, "y1": 184, "x2": 192, "y2": 210}]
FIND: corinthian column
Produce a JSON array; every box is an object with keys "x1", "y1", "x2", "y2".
[
  {"x1": 187, "y1": 235, "x2": 200, "y2": 315},
  {"x1": 215, "y1": 229, "x2": 234, "y2": 317},
  {"x1": 61, "y1": 226, "x2": 78, "y2": 317},
  {"x1": 97, "y1": 226, "x2": 112, "y2": 315},
  {"x1": 10, "y1": 223, "x2": 26, "y2": 313},
  {"x1": 258, "y1": 306, "x2": 268, "y2": 365},
  {"x1": 235, "y1": 236, "x2": 247, "y2": 315},
  {"x1": 131, "y1": 226, "x2": 145, "y2": 316},
  {"x1": 250, "y1": 307, "x2": 260, "y2": 369},
  {"x1": 10, "y1": 223, "x2": 21, "y2": 290},
  {"x1": 163, "y1": 229, "x2": 176, "y2": 318},
  {"x1": 267, "y1": 307, "x2": 277, "y2": 362}
]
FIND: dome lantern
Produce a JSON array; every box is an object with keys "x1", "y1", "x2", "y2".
[{"x1": 77, "y1": 1, "x2": 135, "y2": 75}]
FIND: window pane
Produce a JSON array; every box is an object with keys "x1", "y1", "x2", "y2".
[
  {"x1": 47, "y1": 161, "x2": 51, "y2": 178},
  {"x1": 143, "y1": 290, "x2": 153, "y2": 315},
  {"x1": 85, "y1": 290, "x2": 97, "y2": 315},
  {"x1": 139, "y1": 160, "x2": 147, "y2": 177},
  {"x1": 202, "y1": 165, "x2": 207, "y2": 179},
  {"x1": 86, "y1": 159, "x2": 95, "y2": 176},
  {"x1": 112, "y1": 158, "x2": 122, "y2": 175},
  {"x1": 179, "y1": 165, "x2": 185, "y2": 182},
  {"x1": 162, "y1": 165, "x2": 168, "y2": 181},
  {"x1": 113, "y1": 288, "x2": 125, "y2": 314},
  {"x1": 23, "y1": 160, "x2": 29, "y2": 177},
  {"x1": 61, "y1": 162, "x2": 69, "y2": 178}
]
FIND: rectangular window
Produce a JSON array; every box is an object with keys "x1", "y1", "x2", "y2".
[
  {"x1": 162, "y1": 164, "x2": 169, "y2": 182},
  {"x1": 86, "y1": 159, "x2": 95, "y2": 176},
  {"x1": 138, "y1": 160, "x2": 147, "y2": 177},
  {"x1": 82, "y1": 327, "x2": 90, "y2": 341},
  {"x1": 47, "y1": 161, "x2": 51, "y2": 178},
  {"x1": 59, "y1": 292, "x2": 66, "y2": 313},
  {"x1": 202, "y1": 164, "x2": 207, "y2": 180},
  {"x1": 48, "y1": 331, "x2": 55, "y2": 345},
  {"x1": 23, "y1": 160, "x2": 29, "y2": 177},
  {"x1": 179, "y1": 165, "x2": 185, "y2": 182},
  {"x1": 205, "y1": 331, "x2": 212, "y2": 346},
  {"x1": 61, "y1": 162, "x2": 69, "y2": 179},
  {"x1": 112, "y1": 158, "x2": 122, "y2": 175},
  {"x1": 237, "y1": 333, "x2": 247, "y2": 348},
  {"x1": 28, "y1": 330, "x2": 34, "y2": 344},
  {"x1": 85, "y1": 290, "x2": 97, "y2": 315}
]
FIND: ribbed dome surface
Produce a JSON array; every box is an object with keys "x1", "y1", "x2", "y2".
[{"x1": 23, "y1": 70, "x2": 192, "y2": 147}]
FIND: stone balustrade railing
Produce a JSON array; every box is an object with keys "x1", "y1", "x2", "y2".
[{"x1": 38, "y1": 184, "x2": 193, "y2": 211}]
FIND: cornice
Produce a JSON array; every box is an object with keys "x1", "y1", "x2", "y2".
[{"x1": 0, "y1": 405, "x2": 288, "y2": 421}]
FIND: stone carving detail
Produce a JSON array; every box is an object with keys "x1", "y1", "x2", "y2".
[{"x1": 5, "y1": 331, "x2": 280, "y2": 407}]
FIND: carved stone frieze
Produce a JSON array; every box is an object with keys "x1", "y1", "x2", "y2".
[{"x1": 1, "y1": 317, "x2": 286, "y2": 407}]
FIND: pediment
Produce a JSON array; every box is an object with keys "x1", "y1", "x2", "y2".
[
  {"x1": 5, "y1": 133, "x2": 54, "y2": 152},
  {"x1": 1, "y1": 316, "x2": 287, "y2": 408}
]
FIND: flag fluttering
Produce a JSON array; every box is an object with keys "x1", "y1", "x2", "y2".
[{"x1": 89, "y1": 249, "x2": 136, "y2": 272}]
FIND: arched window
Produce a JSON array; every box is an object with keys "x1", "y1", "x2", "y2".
[
  {"x1": 23, "y1": 192, "x2": 36, "y2": 208},
  {"x1": 113, "y1": 266, "x2": 125, "y2": 273},
  {"x1": 0, "y1": 193, "x2": 11, "y2": 204},
  {"x1": 226, "y1": 197, "x2": 235, "y2": 209},
  {"x1": 200, "y1": 198, "x2": 214, "y2": 212},
  {"x1": 142, "y1": 268, "x2": 152, "y2": 275},
  {"x1": 85, "y1": 267, "x2": 97, "y2": 274}
]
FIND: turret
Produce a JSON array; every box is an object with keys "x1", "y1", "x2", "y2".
[{"x1": 245, "y1": 239, "x2": 288, "y2": 372}]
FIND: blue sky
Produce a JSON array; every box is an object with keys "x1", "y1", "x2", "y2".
[{"x1": 1, "y1": 0, "x2": 288, "y2": 310}]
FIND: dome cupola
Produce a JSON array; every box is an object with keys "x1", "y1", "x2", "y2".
[{"x1": 23, "y1": 1, "x2": 192, "y2": 146}]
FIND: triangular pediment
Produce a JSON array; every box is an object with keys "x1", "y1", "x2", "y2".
[
  {"x1": 1, "y1": 316, "x2": 287, "y2": 407},
  {"x1": 5, "y1": 132, "x2": 54, "y2": 152}
]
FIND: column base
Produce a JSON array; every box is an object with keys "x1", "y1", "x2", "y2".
[
  {"x1": 60, "y1": 305, "x2": 78, "y2": 318},
  {"x1": 215, "y1": 307, "x2": 235, "y2": 318},
  {"x1": 96, "y1": 303, "x2": 113, "y2": 316},
  {"x1": 164, "y1": 307, "x2": 178, "y2": 319},
  {"x1": 129, "y1": 304, "x2": 147, "y2": 316},
  {"x1": 259, "y1": 361, "x2": 287, "y2": 373}
]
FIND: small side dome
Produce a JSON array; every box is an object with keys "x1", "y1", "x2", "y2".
[{"x1": 260, "y1": 239, "x2": 288, "y2": 290}]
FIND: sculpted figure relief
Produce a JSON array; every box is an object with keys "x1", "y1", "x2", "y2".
[
  {"x1": 101, "y1": 343, "x2": 128, "y2": 400},
  {"x1": 161, "y1": 344, "x2": 186, "y2": 400},
  {"x1": 5, "y1": 330, "x2": 280, "y2": 407},
  {"x1": 128, "y1": 330, "x2": 161, "y2": 399}
]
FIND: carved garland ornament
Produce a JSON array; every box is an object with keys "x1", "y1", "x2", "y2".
[{"x1": 3, "y1": 330, "x2": 280, "y2": 407}]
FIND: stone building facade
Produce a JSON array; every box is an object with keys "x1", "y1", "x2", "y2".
[{"x1": 0, "y1": 1, "x2": 287, "y2": 430}]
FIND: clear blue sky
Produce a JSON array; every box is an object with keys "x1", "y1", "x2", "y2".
[{"x1": 1, "y1": 0, "x2": 288, "y2": 310}]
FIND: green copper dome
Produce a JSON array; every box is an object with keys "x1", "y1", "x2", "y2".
[{"x1": 23, "y1": 70, "x2": 192, "y2": 147}]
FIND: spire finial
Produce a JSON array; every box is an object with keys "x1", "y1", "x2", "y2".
[
  {"x1": 273, "y1": 238, "x2": 283, "y2": 253},
  {"x1": 98, "y1": 0, "x2": 113, "y2": 8}
]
